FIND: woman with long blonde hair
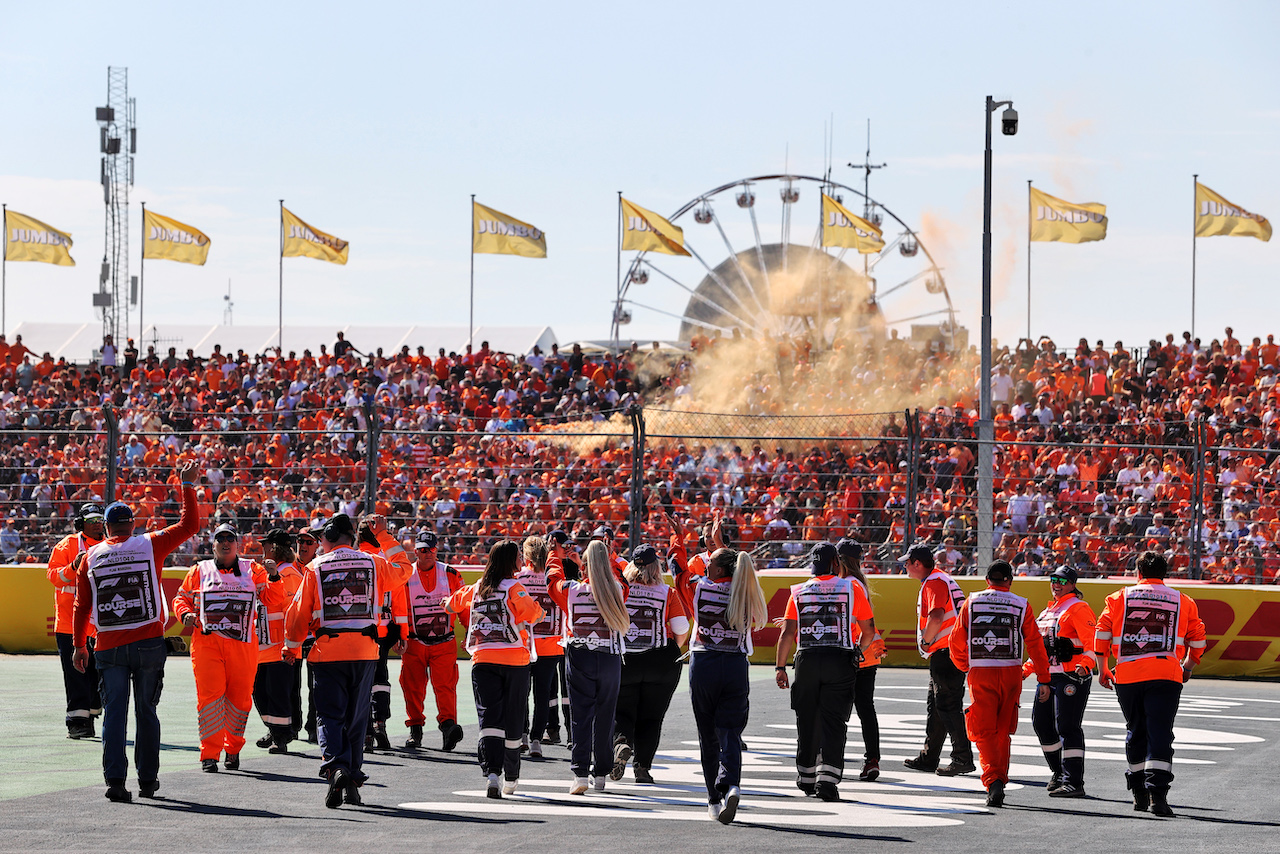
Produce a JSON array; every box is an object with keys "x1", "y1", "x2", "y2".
[
  {"x1": 545, "y1": 537, "x2": 631, "y2": 794},
  {"x1": 670, "y1": 515, "x2": 767, "y2": 825},
  {"x1": 610, "y1": 543, "x2": 690, "y2": 784}
]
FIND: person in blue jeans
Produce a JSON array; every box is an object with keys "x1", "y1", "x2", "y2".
[{"x1": 72, "y1": 460, "x2": 202, "y2": 802}]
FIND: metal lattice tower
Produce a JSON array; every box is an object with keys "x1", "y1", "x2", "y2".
[{"x1": 95, "y1": 67, "x2": 136, "y2": 346}]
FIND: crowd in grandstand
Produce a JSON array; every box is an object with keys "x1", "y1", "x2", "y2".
[{"x1": 0, "y1": 324, "x2": 1276, "y2": 584}]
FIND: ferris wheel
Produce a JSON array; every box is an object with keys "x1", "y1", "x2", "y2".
[{"x1": 611, "y1": 173, "x2": 955, "y2": 347}]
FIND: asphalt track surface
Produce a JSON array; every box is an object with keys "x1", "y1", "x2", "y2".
[{"x1": 3, "y1": 654, "x2": 1277, "y2": 853}]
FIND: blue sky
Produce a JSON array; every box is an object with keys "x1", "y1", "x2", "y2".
[{"x1": 2, "y1": 1, "x2": 1277, "y2": 351}]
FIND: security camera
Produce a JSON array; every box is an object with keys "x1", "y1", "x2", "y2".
[{"x1": 1001, "y1": 106, "x2": 1018, "y2": 136}]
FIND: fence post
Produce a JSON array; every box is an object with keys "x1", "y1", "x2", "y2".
[
  {"x1": 104, "y1": 404, "x2": 119, "y2": 504},
  {"x1": 363, "y1": 398, "x2": 380, "y2": 514},
  {"x1": 627, "y1": 403, "x2": 646, "y2": 556},
  {"x1": 905, "y1": 408, "x2": 918, "y2": 547},
  {"x1": 1190, "y1": 420, "x2": 1205, "y2": 580}
]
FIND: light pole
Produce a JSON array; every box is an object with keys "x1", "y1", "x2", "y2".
[{"x1": 978, "y1": 95, "x2": 1018, "y2": 570}]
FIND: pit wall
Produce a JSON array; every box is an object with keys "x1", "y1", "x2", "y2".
[{"x1": 4, "y1": 567, "x2": 1276, "y2": 678}]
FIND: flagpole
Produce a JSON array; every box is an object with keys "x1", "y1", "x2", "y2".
[
  {"x1": 278, "y1": 199, "x2": 284, "y2": 352},
  {"x1": 2, "y1": 204, "x2": 6, "y2": 338},
  {"x1": 469, "y1": 193, "x2": 475, "y2": 348},
  {"x1": 140, "y1": 214, "x2": 146, "y2": 348},
  {"x1": 615, "y1": 190, "x2": 622, "y2": 353},
  {"x1": 1026, "y1": 180, "x2": 1032, "y2": 343},
  {"x1": 1191, "y1": 174, "x2": 1198, "y2": 341}
]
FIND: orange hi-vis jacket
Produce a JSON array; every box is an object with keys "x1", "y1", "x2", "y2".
[
  {"x1": 515, "y1": 565, "x2": 565, "y2": 658},
  {"x1": 392, "y1": 559, "x2": 464, "y2": 645},
  {"x1": 284, "y1": 534, "x2": 413, "y2": 664},
  {"x1": 173, "y1": 557, "x2": 286, "y2": 645},
  {"x1": 73, "y1": 485, "x2": 201, "y2": 652},
  {"x1": 850, "y1": 577, "x2": 883, "y2": 666},
  {"x1": 254, "y1": 561, "x2": 304, "y2": 664},
  {"x1": 1093, "y1": 579, "x2": 1207, "y2": 684},
  {"x1": 917, "y1": 569, "x2": 965, "y2": 658},
  {"x1": 48, "y1": 532, "x2": 102, "y2": 635},
  {"x1": 950, "y1": 583, "x2": 1050, "y2": 682},
  {"x1": 445, "y1": 578, "x2": 542, "y2": 666},
  {"x1": 1023, "y1": 593, "x2": 1097, "y2": 679}
]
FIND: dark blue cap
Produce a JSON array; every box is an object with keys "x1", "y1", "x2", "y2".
[
  {"x1": 631, "y1": 544, "x2": 659, "y2": 567},
  {"x1": 104, "y1": 501, "x2": 133, "y2": 524},
  {"x1": 810, "y1": 542, "x2": 837, "y2": 575}
]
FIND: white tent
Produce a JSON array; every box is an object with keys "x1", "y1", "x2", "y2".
[{"x1": 9, "y1": 322, "x2": 558, "y2": 364}]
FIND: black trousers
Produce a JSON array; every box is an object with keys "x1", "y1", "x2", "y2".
[
  {"x1": 1115, "y1": 678, "x2": 1182, "y2": 792},
  {"x1": 369, "y1": 630, "x2": 398, "y2": 728},
  {"x1": 565, "y1": 646, "x2": 622, "y2": 779},
  {"x1": 312, "y1": 660, "x2": 375, "y2": 782},
  {"x1": 854, "y1": 664, "x2": 880, "y2": 762},
  {"x1": 56, "y1": 632, "x2": 99, "y2": 723},
  {"x1": 1031, "y1": 672, "x2": 1091, "y2": 785},
  {"x1": 253, "y1": 660, "x2": 297, "y2": 742},
  {"x1": 615, "y1": 640, "x2": 683, "y2": 769},
  {"x1": 689, "y1": 651, "x2": 749, "y2": 802},
  {"x1": 526, "y1": 654, "x2": 562, "y2": 742},
  {"x1": 923, "y1": 650, "x2": 972, "y2": 764},
  {"x1": 472, "y1": 662, "x2": 530, "y2": 781},
  {"x1": 792, "y1": 647, "x2": 858, "y2": 785}
]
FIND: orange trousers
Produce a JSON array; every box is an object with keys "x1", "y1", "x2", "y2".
[
  {"x1": 964, "y1": 666, "x2": 1022, "y2": 787},
  {"x1": 400, "y1": 639, "x2": 459, "y2": 727},
  {"x1": 191, "y1": 633, "x2": 259, "y2": 761}
]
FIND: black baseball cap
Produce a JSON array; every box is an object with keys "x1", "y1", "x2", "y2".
[
  {"x1": 591, "y1": 525, "x2": 613, "y2": 540},
  {"x1": 323, "y1": 513, "x2": 356, "y2": 541},
  {"x1": 547, "y1": 529, "x2": 569, "y2": 545},
  {"x1": 261, "y1": 528, "x2": 294, "y2": 547},
  {"x1": 1049, "y1": 567, "x2": 1079, "y2": 584},
  {"x1": 415, "y1": 530, "x2": 439, "y2": 549},
  {"x1": 631, "y1": 544, "x2": 659, "y2": 567},
  {"x1": 986, "y1": 560, "x2": 1014, "y2": 583},
  {"x1": 214, "y1": 523, "x2": 240, "y2": 538},
  {"x1": 809, "y1": 542, "x2": 837, "y2": 575},
  {"x1": 836, "y1": 538, "x2": 863, "y2": 562},
  {"x1": 897, "y1": 544, "x2": 935, "y2": 568}
]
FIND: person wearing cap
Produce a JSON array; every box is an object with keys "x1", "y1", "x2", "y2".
[
  {"x1": 354, "y1": 514, "x2": 412, "y2": 752},
  {"x1": 251, "y1": 528, "x2": 306, "y2": 754},
  {"x1": 173, "y1": 523, "x2": 285, "y2": 773},
  {"x1": 949, "y1": 560, "x2": 1051, "y2": 807},
  {"x1": 900, "y1": 543, "x2": 975, "y2": 777},
  {"x1": 284, "y1": 513, "x2": 414, "y2": 808},
  {"x1": 444, "y1": 540, "x2": 544, "y2": 799},
  {"x1": 590, "y1": 524, "x2": 629, "y2": 574},
  {"x1": 71, "y1": 459, "x2": 202, "y2": 803},
  {"x1": 837, "y1": 539, "x2": 885, "y2": 782},
  {"x1": 393, "y1": 528, "x2": 465, "y2": 750},
  {"x1": 1094, "y1": 550, "x2": 1206, "y2": 817},
  {"x1": 1026, "y1": 566, "x2": 1097, "y2": 798},
  {"x1": 774, "y1": 542, "x2": 879, "y2": 800},
  {"x1": 515, "y1": 533, "x2": 565, "y2": 758},
  {"x1": 47, "y1": 503, "x2": 106, "y2": 739},
  {"x1": 610, "y1": 541, "x2": 690, "y2": 784}
]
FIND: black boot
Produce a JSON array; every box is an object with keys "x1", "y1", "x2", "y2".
[
  {"x1": 372, "y1": 720, "x2": 391, "y2": 751},
  {"x1": 1150, "y1": 788, "x2": 1174, "y2": 818},
  {"x1": 441, "y1": 720, "x2": 464, "y2": 752},
  {"x1": 405, "y1": 724, "x2": 423, "y2": 749},
  {"x1": 1128, "y1": 774, "x2": 1149, "y2": 812}
]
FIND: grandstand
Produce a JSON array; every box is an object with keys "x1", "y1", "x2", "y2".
[{"x1": 0, "y1": 323, "x2": 1273, "y2": 585}]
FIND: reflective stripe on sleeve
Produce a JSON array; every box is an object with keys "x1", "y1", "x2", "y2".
[
  {"x1": 1188, "y1": 639, "x2": 1206, "y2": 648},
  {"x1": 1094, "y1": 631, "x2": 1112, "y2": 641}
]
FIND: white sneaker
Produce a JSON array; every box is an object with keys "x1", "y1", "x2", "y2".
[
  {"x1": 570, "y1": 777, "x2": 589, "y2": 795},
  {"x1": 707, "y1": 801, "x2": 723, "y2": 821},
  {"x1": 502, "y1": 779, "x2": 518, "y2": 795},
  {"x1": 486, "y1": 773, "x2": 501, "y2": 799},
  {"x1": 528, "y1": 740, "x2": 542, "y2": 758},
  {"x1": 593, "y1": 775, "x2": 607, "y2": 791},
  {"x1": 718, "y1": 786, "x2": 740, "y2": 825}
]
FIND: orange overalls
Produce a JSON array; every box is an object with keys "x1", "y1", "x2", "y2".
[
  {"x1": 394, "y1": 560, "x2": 463, "y2": 727},
  {"x1": 175, "y1": 558, "x2": 283, "y2": 762},
  {"x1": 950, "y1": 583, "x2": 1050, "y2": 787}
]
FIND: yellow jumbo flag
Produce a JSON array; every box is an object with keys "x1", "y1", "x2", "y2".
[
  {"x1": 1029, "y1": 186, "x2": 1108, "y2": 243},
  {"x1": 282, "y1": 206, "x2": 349, "y2": 264},
  {"x1": 472, "y1": 202, "x2": 546, "y2": 258},
  {"x1": 620, "y1": 198, "x2": 689, "y2": 256},
  {"x1": 820, "y1": 193, "x2": 884, "y2": 253},
  {"x1": 1195, "y1": 182, "x2": 1271, "y2": 242},
  {"x1": 4, "y1": 210, "x2": 74, "y2": 266},
  {"x1": 143, "y1": 208, "x2": 210, "y2": 265}
]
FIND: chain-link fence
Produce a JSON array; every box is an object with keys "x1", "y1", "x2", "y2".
[{"x1": 1, "y1": 402, "x2": 1272, "y2": 583}]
